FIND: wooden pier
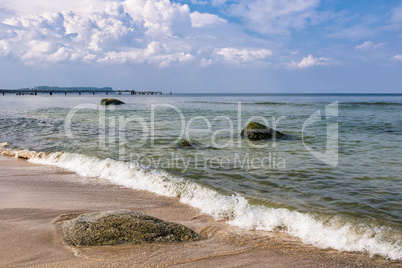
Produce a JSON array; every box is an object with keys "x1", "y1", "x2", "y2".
[{"x1": 0, "y1": 90, "x2": 163, "y2": 96}]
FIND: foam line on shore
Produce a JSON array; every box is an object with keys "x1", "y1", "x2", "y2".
[{"x1": 0, "y1": 143, "x2": 400, "y2": 261}]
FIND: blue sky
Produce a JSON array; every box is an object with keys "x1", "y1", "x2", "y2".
[{"x1": 0, "y1": 0, "x2": 401, "y2": 93}]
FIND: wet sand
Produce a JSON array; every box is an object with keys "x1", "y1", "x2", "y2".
[{"x1": 0, "y1": 154, "x2": 398, "y2": 267}]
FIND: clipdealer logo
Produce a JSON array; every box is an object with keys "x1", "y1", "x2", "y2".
[
  {"x1": 64, "y1": 101, "x2": 339, "y2": 169},
  {"x1": 302, "y1": 101, "x2": 338, "y2": 167}
]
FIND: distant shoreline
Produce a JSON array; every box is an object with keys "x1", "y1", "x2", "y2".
[
  {"x1": 1, "y1": 89, "x2": 401, "y2": 96},
  {"x1": 171, "y1": 92, "x2": 402, "y2": 96},
  {"x1": 0, "y1": 86, "x2": 113, "y2": 93}
]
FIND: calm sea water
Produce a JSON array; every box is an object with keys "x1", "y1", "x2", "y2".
[{"x1": 0, "y1": 93, "x2": 401, "y2": 260}]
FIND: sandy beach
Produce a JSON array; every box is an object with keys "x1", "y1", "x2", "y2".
[{"x1": 0, "y1": 154, "x2": 398, "y2": 267}]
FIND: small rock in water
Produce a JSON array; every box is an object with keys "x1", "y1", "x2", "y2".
[
  {"x1": 64, "y1": 210, "x2": 199, "y2": 246},
  {"x1": 177, "y1": 139, "x2": 197, "y2": 147},
  {"x1": 100, "y1": 98, "x2": 125, "y2": 105},
  {"x1": 241, "y1": 121, "x2": 286, "y2": 140}
]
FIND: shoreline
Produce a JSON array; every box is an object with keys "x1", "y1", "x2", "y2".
[{"x1": 0, "y1": 154, "x2": 398, "y2": 267}]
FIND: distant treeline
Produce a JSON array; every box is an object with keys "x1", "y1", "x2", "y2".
[{"x1": 0, "y1": 86, "x2": 113, "y2": 92}]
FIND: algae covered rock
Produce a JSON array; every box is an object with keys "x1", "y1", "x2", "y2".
[
  {"x1": 177, "y1": 139, "x2": 197, "y2": 147},
  {"x1": 64, "y1": 210, "x2": 199, "y2": 246},
  {"x1": 241, "y1": 121, "x2": 286, "y2": 140},
  {"x1": 100, "y1": 98, "x2": 125, "y2": 105}
]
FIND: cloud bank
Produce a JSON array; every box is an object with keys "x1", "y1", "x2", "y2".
[
  {"x1": 0, "y1": 0, "x2": 275, "y2": 67},
  {"x1": 0, "y1": 0, "x2": 401, "y2": 76}
]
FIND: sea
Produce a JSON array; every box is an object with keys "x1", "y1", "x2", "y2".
[{"x1": 0, "y1": 93, "x2": 401, "y2": 260}]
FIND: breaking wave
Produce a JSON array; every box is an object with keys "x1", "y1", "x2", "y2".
[{"x1": 0, "y1": 143, "x2": 400, "y2": 261}]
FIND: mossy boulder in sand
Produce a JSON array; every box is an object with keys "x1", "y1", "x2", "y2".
[
  {"x1": 241, "y1": 121, "x2": 286, "y2": 140},
  {"x1": 100, "y1": 98, "x2": 125, "y2": 105},
  {"x1": 64, "y1": 210, "x2": 199, "y2": 246}
]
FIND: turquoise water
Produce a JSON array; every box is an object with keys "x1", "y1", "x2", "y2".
[{"x1": 0, "y1": 93, "x2": 401, "y2": 259}]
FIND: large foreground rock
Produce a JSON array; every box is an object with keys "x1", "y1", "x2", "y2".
[
  {"x1": 241, "y1": 121, "x2": 286, "y2": 140},
  {"x1": 64, "y1": 210, "x2": 199, "y2": 246},
  {"x1": 100, "y1": 98, "x2": 125, "y2": 105}
]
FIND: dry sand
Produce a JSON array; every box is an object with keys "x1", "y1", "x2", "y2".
[{"x1": 0, "y1": 155, "x2": 398, "y2": 267}]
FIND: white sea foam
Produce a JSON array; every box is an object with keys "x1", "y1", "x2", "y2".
[
  {"x1": 26, "y1": 152, "x2": 401, "y2": 261},
  {"x1": 0, "y1": 142, "x2": 10, "y2": 149}
]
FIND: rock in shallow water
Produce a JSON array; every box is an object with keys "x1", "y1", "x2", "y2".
[
  {"x1": 241, "y1": 121, "x2": 287, "y2": 140},
  {"x1": 100, "y1": 98, "x2": 125, "y2": 105},
  {"x1": 64, "y1": 210, "x2": 199, "y2": 246},
  {"x1": 177, "y1": 139, "x2": 197, "y2": 147}
]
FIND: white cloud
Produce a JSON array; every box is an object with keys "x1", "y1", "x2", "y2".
[
  {"x1": 211, "y1": 0, "x2": 228, "y2": 6},
  {"x1": 98, "y1": 41, "x2": 194, "y2": 67},
  {"x1": 0, "y1": 8, "x2": 17, "y2": 20},
  {"x1": 391, "y1": 3, "x2": 402, "y2": 23},
  {"x1": 228, "y1": 0, "x2": 320, "y2": 35},
  {"x1": 355, "y1": 41, "x2": 374, "y2": 50},
  {"x1": 200, "y1": 57, "x2": 212, "y2": 67},
  {"x1": 214, "y1": 47, "x2": 272, "y2": 64},
  {"x1": 393, "y1": 55, "x2": 402, "y2": 61},
  {"x1": 355, "y1": 41, "x2": 386, "y2": 50},
  {"x1": 0, "y1": 1, "x2": 198, "y2": 66},
  {"x1": 328, "y1": 25, "x2": 375, "y2": 40},
  {"x1": 123, "y1": 0, "x2": 190, "y2": 36},
  {"x1": 0, "y1": 0, "x2": 111, "y2": 16},
  {"x1": 0, "y1": 3, "x2": 139, "y2": 63},
  {"x1": 0, "y1": 0, "x2": 278, "y2": 68},
  {"x1": 289, "y1": 54, "x2": 332, "y2": 69},
  {"x1": 190, "y1": 11, "x2": 226, "y2": 28}
]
